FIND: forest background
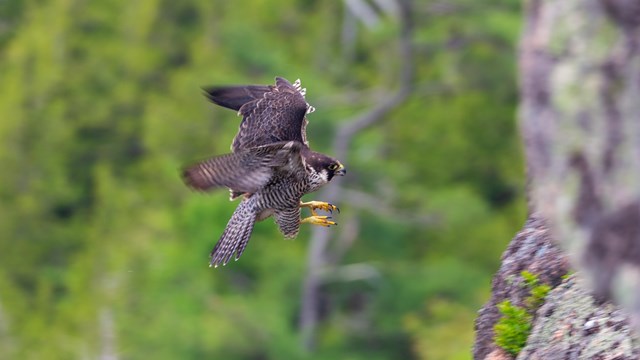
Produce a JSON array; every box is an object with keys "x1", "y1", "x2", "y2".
[{"x1": 0, "y1": 0, "x2": 525, "y2": 359}]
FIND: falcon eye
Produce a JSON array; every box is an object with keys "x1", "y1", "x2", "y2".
[{"x1": 328, "y1": 164, "x2": 339, "y2": 171}]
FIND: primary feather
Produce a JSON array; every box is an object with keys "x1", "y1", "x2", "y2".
[
  {"x1": 182, "y1": 141, "x2": 303, "y2": 192},
  {"x1": 204, "y1": 77, "x2": 312, "y2": 151}
]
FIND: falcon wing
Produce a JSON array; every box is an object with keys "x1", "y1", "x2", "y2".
[
  {"x1": 203, "y1": 77, "x2": 313, "y2": 151},
  {"x1": 182, "y1": 141, "x2": 304, "y2": 193},
  {"x1": 203, "y1": 84, "x2": 273, "y2": 111}
]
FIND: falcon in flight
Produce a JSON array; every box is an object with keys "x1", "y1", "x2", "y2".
[{"x1": 182, "y1": 77, "x2": 346, "y2": 267}]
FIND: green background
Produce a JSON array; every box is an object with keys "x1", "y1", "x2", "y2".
[{"x1": 0, "y1": 0, "x2": 525, "y2": 358}]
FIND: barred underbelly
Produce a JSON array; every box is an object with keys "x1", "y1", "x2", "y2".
[{"x1": 256, "y1": 178, "x2": 307, "y2": 210}]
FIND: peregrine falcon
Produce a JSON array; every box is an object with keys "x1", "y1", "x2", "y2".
[{"x1": 182, "y1": 77, "x2": 346, "y2": 267}]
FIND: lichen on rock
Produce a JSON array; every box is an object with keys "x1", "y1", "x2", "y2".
[{"x1": 517, "y1": 275, "x2": 640, "y2": 360}]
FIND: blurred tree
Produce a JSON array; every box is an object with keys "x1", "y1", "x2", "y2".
[{"x1": 520, "y1": 0, "x2": 640, "y2": 338}]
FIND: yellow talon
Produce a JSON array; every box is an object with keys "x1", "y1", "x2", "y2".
[
  {"x1": 300, "y1": 215, "x2": 337, "y2": 227},
  {"x1": 300, "y1": 200, "x2": 339, "y2": 216}
]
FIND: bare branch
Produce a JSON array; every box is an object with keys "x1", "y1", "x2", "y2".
[
  {"x1": 318, "y1": 263, "x2": 382, "y2": 284},
  {"x1": 341, "y1": 188, "x2": 437, "y2": 225},
  {"x1": 345, "y1": 0, "x2": 381, "y2": 29},
  {"x1": 99, "y1": 307, "x2": 118, "y2": 360},
  {"x1": 334, "y1": 1, "x2": 414, "y2": 159},
  {"x1": 299, "y1": 0, "x2": 415, "y2": 350}
]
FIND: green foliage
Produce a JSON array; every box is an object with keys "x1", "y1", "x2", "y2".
[
  {"x1": 494, "y1": 300, "x2": 532, "y2": 356},
  {"x1": 494, "y1": 271, "x2": 552, "y2": 356},
  {"x1": 404, "y1": 298, "x2": 478, "y2": 360},
  {"x1": 522, "y1": 270, "x2": 551, "y2": 309},
  {"x1": 0, "y1": 0, "x2": 523, "y2": 359}
]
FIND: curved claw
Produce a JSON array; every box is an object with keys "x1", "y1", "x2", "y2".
[
  {"x1": 300, "y1": 200, "x2": 340, "y2": 215},
  {"x1": 300, "y1": 215, "x2": 338, "y2": 227}
]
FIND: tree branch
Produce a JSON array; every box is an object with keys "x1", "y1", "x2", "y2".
[{"x1": 299, "y1": 0, "x2": 415, "y2": 350}]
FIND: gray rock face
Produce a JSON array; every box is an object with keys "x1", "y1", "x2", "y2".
[
  {"x1": 474, "y1": 216, "x2": 570, "y2": 359},
  {"x1": 518, "y1": 276, "x2": 640, "y2": 360},
  {"x1": 474, "y1": 218, "x2": 639, "y2": 359}
]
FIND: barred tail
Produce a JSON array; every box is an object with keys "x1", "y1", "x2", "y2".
[{"x1": 210, "y1": 199, "x2": 257, "y2": 267}]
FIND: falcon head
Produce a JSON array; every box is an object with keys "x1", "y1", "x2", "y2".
[{"x1": 304, "y1": 152, "x2": 346, "y2": 191}]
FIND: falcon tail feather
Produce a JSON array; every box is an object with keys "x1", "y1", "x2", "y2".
[{"x1": 210, "y1": 199, "x2": 257, "y2": 267}]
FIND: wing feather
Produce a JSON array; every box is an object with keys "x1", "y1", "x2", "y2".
[
  {"x1": 203, "y1": 85, "x2": 273, "y2": 111},
  {"x1": 182, "y1": 141, "x2": 303, "y2": 192},
  {"x1": 203, "y1": 77, "x2": 312, "y2": 151}
]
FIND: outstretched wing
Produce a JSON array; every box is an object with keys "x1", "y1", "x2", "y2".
[
  {"x1": 204, "y1": 84, "x2": 273, "y2": 111},
  {"x1": 203, "y1": 77, "x2": 313, "y2": 151},
  {"x1": 182, "y1": 141, "x2": 304, "y2": 193}
]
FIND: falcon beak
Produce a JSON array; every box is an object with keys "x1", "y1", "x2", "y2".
[{"x1": 335, "y1": 163, "x2": 346, "y2": 176}]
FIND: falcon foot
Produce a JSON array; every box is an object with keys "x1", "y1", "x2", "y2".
[
  {"x1": 300, "y1": 200, "x2": 339, "y2": 216},
  {"x1": 300, "y1": 215, "x2": 337, "y2": 227}
]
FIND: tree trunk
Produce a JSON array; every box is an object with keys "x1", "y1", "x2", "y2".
[{"x1": 474, "y1": 0, "x2": 640, "y2": 358}]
